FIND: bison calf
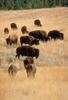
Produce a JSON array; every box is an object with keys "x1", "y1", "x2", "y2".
[
  {"x1": 6, "y1": 35, "x2": 18, "y2": 46},
  {"x1": 8, "y1": 64, "x2": 17, "y2": 76}
]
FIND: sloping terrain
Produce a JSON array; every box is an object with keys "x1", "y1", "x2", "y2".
[{"x1": 0, "y1": 7, "x2": 68, "y2": 100}]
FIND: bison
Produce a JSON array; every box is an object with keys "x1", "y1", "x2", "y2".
[
  {"x1": 21, "y1": 26, "x2": 28, "y2": 34},
  {"x1": 8, "y1": 64, "x2": 17, "y2": 76},
  {"x1": 10, "y1": 23, "x2": 17, "y2": 30},
  {"x1": 6, "y1": 35, "x2": 18, "y2": 46},
  {"x1": 23, "y1": 57, "x2": 34, "y2": 67},
  {"x1": 23, "y1": 57, "x2": 36, "y2": 78},
  {"x1": 48, "y1": 30, "x2": 64, "y2": 40},
  {"x1": 34, "y1": 19, "x2": 42, "y2": 27},
  {"x1": 25, "y1": 64, "x2": 36, "y2": 78},
  {"x1": 16, "y1": 46, "x2": 39, "y2": 59},
  {"x1": 20, "y1": 36, "x2": 39, "y2": 46},
  {"x1": 4, "y1": 28, "x2": 9, "y2": 34},
  {"x1": 29, "y1": 30, "x2": 50, "y2": 41}
]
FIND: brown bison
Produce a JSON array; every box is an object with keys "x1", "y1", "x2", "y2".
[
  {"x1": 20, "y1": 36, "x2": 39, "y2": 46},
  {"x1": 4, "y1": 28, "x2": 9, "y2": 34},
  {"x1": 48, "y1": 30, "x2": 64, "y2": 40},
  {"x1": 16, "y1": 46, "x2": 39, "y2": 59},
  {"x1": 34, "y1": 19, "x2": 42, "y2": 27},
  {"x1": 23, "y1": 57, "x2": 36, "y2": 78},
  {"x1": 25, "y1": 64, "x2": 36, "y2": 78},
  {"x1": 21, "y1": 26, "x2": 28, "y2": 34},
  {"x1": 23, "y1": 57, "x2": 34, "y2": 67},
  {"x1": 29, "y1": 30, "x2": 50, "y2": 41},
  {"x1": 8, "y1": 64, "x2": 17, "y2": 76},
  {"x1": 6, "y1": 35, "x2": 18, "y2": 46},
  {"x1": 10, "y1": 23, "x2": 17, "y2": 30}
]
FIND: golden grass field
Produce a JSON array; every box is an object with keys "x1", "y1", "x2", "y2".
[{"x1": 0, "y1": 7, "x2": 68, "y2": 100}]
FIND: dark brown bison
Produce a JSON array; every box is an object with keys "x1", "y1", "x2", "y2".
[
  {"x1": 29, "y1": 30, "x2": 50, "y2": 41},
  {"x1": 23, "y1": 57, "x2": 34, "y2": 67},
  {"x1": 20, "y1": 36, "x2": 39, "y2": 46},
  {"x1": 25, "y1": 64, "x2": 36, "y2": 78},
  {"x1": 6, "y1": 35, "x2": 18, "y2": 46},
  {"x1": 4, "y1": 28, "x2": 9, "y2": 34},
  {"x1": 48, "y1": 30, "x2": 64, "y2": 40},
  {"x1": 23, "y1": 57, "x2": 36, "y2": 78},
  {"x1": 10, "y1": 23, "x2": 17, "y2": 30},
  {"x1": 8, "y1": 64, "x2": 17, "y2": 75},
  {"x1": 34, "y1": 19, "x2": 42, "y2": 27},
  {"x1": 21, "y1": 26, "x2": 28, "y2": 34},
  {"x1": 16, "y1": 46, "x2": 39, "y2": 59}
]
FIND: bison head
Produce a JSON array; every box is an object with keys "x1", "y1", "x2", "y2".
[
  {"x1": 60, "y1": 33, "x2": 64, "y2": 40},
  {"x1": 33, "y1": 39, "x2": 39, "y2": 45},
  {"x1": 34, "y1": 48, "x2": 39, "y2": 58}
]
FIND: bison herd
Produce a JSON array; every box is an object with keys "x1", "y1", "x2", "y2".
[{"x1": 3, "y1": 19, "x2": 64, "y2": 78}]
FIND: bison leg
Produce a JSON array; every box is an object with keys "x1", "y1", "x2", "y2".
[
  {"x1": 10, "y1": 42, "x2": 12, "y2": 46},
  {"x1": 16, "y1": 54, "x2": 20, "y2": 59}
]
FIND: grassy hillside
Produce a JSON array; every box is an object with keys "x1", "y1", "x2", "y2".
[
  {"x1": 0, "y1": 7, "x2": 68, "y2": 67},
  {"x1": 0, "y1": 7, "x2": 68, "y2": 100}
]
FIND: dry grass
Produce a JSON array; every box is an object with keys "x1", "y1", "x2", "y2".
[
  {"x1": 0, "y1": 67, "x2": 68, "y2": 100},
  {"x1": 0, "y1": 7, "x2": 68, "y2": 100}
]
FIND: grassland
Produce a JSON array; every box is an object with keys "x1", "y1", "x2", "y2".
[{"x1": 0, "y1": 7, "x2": 68, "y2": 100}]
